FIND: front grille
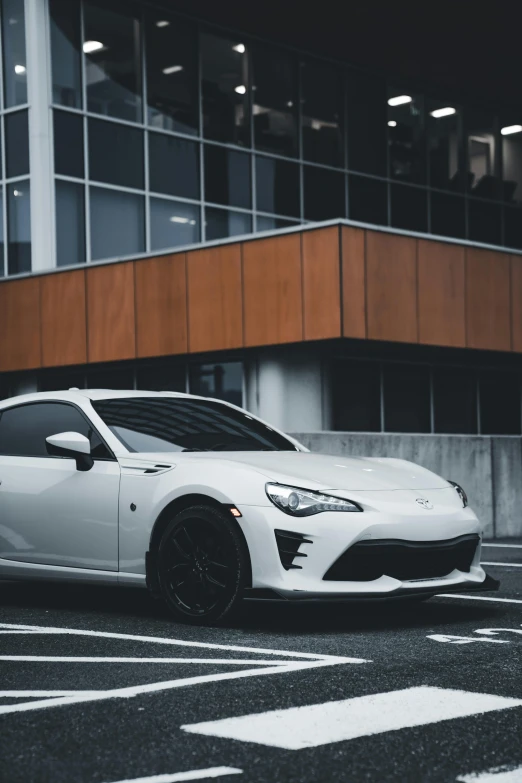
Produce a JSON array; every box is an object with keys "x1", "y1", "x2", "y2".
[
  {"x1": 275, "y1": 529, "x2": 312, "y2": 570},
  {"x1": 323, "y1": 534, "x2": 480, "y2": 582}
]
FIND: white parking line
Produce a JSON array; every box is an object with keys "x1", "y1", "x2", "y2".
[
  {"x1": 0, "y1": 690, "x2": 105, "y2": 697},
  {"x1": 0, "y1": 656, "x2": 304, "y2": 665},
  {"x1": 104, "y1": 768, "x2": 243, "y2": 783},
  {"x1": 482, "y1": 544, "x2": 522, "y2": 549},
  {"x1": 481, "y1": 562, "x2": 522, "y2": 568},
  {"x1": 437, "y1": 595, "x2": 522, "y2": 605},
  {"x1": 457, "y1": 765, "x2": 522, "y2": 782}
]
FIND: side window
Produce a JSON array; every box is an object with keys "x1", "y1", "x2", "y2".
[{"x1": 0, "y1": 403, "x2": 112, "y2": 459}]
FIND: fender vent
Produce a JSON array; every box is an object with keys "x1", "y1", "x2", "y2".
[
  {"x1": 144, "y1": 464, "x2": 172, "y2": 474},
  {"x1": 275, "y1": 529, "x2": 312, "y2": 571},
  {"x1": 120, "y1": 461, "x2": 175, "y2": 476}
]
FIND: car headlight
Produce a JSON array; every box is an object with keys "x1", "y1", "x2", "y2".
[
  {"x1": 265, "y1": 483, "x2": 362, "y2": 516},
  {"x1": 448, "y1": 480, "x2": 468, "y2": 508}
]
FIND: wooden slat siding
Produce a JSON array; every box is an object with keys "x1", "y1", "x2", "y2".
[
  {"x1": 86, "y1": 262, "x2": 137, "y2": 363},
  {"x1": 340, "y1": 226, "x2": 366, "y2": 338},
  {"x1": 40, "y1": 270, "x2": 87, "y2": 367},
  {"x1": 302, "y1": 227, "x2": 342, "y2": 340},
  {"x1": 135, "y1": 253, "x2": 188, "y2": 358},
  {"x1": 0, "y1": 278, "x2": 42, "y2": 371},
  {"x1": 186, "y1": 244, "x2": 243, "y2": 353},
  {"x1": 465, "y1": 247, "x2": 511, "y2": 351},
  {"x1": 365, "y1": 231, "x2": 418, "y2": 343},
  {"x1": 417, "y1": 239, "x2": 466, "y2": 348},
  {"x1": 511, "y1": 255, "x2": 522, "y2": 353},
  {"x1": 242, "y1": 233, "x2": 303, "y2": 347}
]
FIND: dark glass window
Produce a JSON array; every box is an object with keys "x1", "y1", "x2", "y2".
[
  {"x1": 145, "y1": 14, "x2": 198, "y2": 135},
  {"x1": 348, "y1": 175, "x2": 388, "y2": 225},
  {"x1": 390, "y1": 184, "x2": 428, "y2": 232},
  {"x1": 86, "y1": 367, "x2": 134, "y2": 390},
  {"x1": 256, "y1": 216, "x2": 298, "y2": 232},
  {"x1": 90, "y1": 187, "x2": 145, "y2": 261},
  {"x1": 205, "y1": 207, "x2": 251, "y2": 241},
  {"x1": 148, "y1": 133, "x2": 199, "y2": 200},
  {"x1": 480, "y1": 372, "x2": 521, "y2": 435},
  {"x1": 468, "y1": 199, "x2": 502, "y2": 245},
  {"x1": 252, "y1": 46, "x2": 298, "y2": 157},
  {"x1": 427, "y1": 100, "x2": 462, "y2": 191},
  {"x1": 465, "y1": 108, "x2": 498, "y2": 198},
  {"x1": 92, "y1": 396, "x2": 297, "y2": 452},
  {"x1": 346, "y1": 71, "x2": 387, "y2": 176},
  {"x1": 201, "y1": 32, "x2": 249, "y2": 146},
  {"x1": 505, "y1": 205, "x2": 522, "y2": 250},
  {"x1": 136, "y1": 362, "x2": 186, "y2": 392},
  {"x1": 39, "y1": 368, "x2": 85, "y2": 392},
  {"x1": 7, "y1": 181, "x2": 31, "y2": 275},
  {"x1": 303, "y1": 166, "x2": 345, "y2": 221},
  {"x1": 54, "y1": 110, "x2": 84, "y2": 178},
  {"x1": 204, "y1": 145, "x2": 251, "y2": 209},
  {"x1": 150, "y1": 197, "x2": 200, "y2": 251},
  {"x1": 500, "y1": 118, "x2": 522, "y2": 205},
  {"x1": 430, "y1": 191, "x2": 465, "y2": 239},
  {"x1": 5, "y1": 110, "x2": 29, "y2": 178},
  {"x1": 301, "y1": 60, "x2": 343, "y2": 167},
  {"x1": 1, "y1": 0, "x2": 27, "y2": 107},
  {"x1": 189, "y1": 362, "x2": 243, "y2": 407},
  {"x1": 388, "y1": 91, "x2": 426, "y2": 184},
  {"x1": 255, "y1": 156, "x2": 300, "y2": 218},
  {"x1": 331, "y1": 360, "x2": 381, "y2": 432},
  {"x1": 433, "y1": 367, "x2": 477, "y2": 434},
  {"x1": 56, "y1": 180, "x2": 85, "y2": 266},
  {"x1": 383, "y1": 364, "x2": 430, "y2": 433},
  {"x1": 88, "y1": 118, "x2": 144, "y2": 189},
  {"x1": 50, "y1": 0, "x2": 82, "y2": 108},
  {"x1": 84, "y1": 2, "x2": 142, "y2": 122},
  {"x1": 0, "y1": 402, "x2": 111, "y2": 459}
]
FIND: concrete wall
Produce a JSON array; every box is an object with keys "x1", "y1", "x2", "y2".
[{"x1": 291, "y1": 432, "x2": 522, "y2": 539}]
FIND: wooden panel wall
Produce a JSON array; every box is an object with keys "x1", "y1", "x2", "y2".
[
  {"x1": 511, "y1": 255, "x2": 522, "y2": 353},
  {"x1": 86, "y1": 262, "x2": 136, "y2": 363},
  {"x1": 40, "y1": 270, "x2": 87, "y2": 367},
  {"x1": 417, "y1": 240, "x2": 466, "y2": 348},
  {"x1": 302, "y1": 227, "x2": 341, "y2": 340},
  {"x1": 465, "y1": 248, "x2": 511, "y2": 351},
  {"x1": 340, "y1": 226, "x2": 366, "y2": 339},
  {"x1": 0, "y1": 278, "x2": 41, "y2": 371},
  {"x1": 135, "y1": 253, "x2": 187, "y2": 358}
]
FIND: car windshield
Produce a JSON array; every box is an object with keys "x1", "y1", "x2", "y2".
[{"x1": 91, "y1": 397, "x2": 299, "y2": 453}]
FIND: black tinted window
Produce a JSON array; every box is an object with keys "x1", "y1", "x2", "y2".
[
  {"x1": 0, "y1": 402, "x2": 111, "y2": 459},
  {"x1": 92, "y1": 397, "x2": 298, "y2": 452}
]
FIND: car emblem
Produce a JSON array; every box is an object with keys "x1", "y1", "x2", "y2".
[{"x1": 416, "y1": 497, "x2": 433, "y2": 510}]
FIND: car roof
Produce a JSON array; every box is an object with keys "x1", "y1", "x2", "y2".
[{"x1": 0, "y1": 389, "x2": 202, "y2": 408}]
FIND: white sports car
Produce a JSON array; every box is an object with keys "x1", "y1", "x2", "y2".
[{"x1": 0, "y1": 390, "x2": 497, "y2": 624}]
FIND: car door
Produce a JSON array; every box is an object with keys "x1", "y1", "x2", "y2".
[{"x1": 0, "y1": 400, "x2": 120, "y2": 571}]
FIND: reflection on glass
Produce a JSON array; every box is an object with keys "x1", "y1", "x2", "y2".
[
  {"x1": 205, "y1": 207, "x2": 251, "y2": 241},
  {"x1": 136, "y1": 361, "x2": 186, "y2": 392},
  {"x1": 256, "y1": 216, "x2": 298, "y2": 232},
  {"x1": 50, "y1": 0, "x2": 82, "y2": 108},
  {"x1": 480, "y1": 372, "x2": 521, "y2": 435},
  {"x1": 427, "y1": 100, "x2": 461, "y2": 190},
  {"x1": 255, "y1": 156, "x2": 300, "y2": 217},
  {"x1": 90, "y1": 187, "x2": 145, "y2": 261},
  {"x1": 346, "y1": 71, "x2": 387, "y2": 176},
  {"x1": 201, "y1": 32, "x2": 249, "y2": 145},
  {"x1": 500, "y1": 117, "x2": 522, "y2": 204},
  {"x1": 390, "y1": 183, "x2": 427, "y2": 232},
  {"x1": 348, "y1": 175, "x2": 388, "y2": 225},
  {"x1": 301, "y1": 60, "x2": 343, "y2": 166},
  {"x1": 7, "y1": 181, "x2": 31, "y2": 275},
  {"x1": 84, "y1": 2, "x2": 142, "y2": 122},
  {"x1": 150, "y1": 197, "x2": 199, "y2": 251},
  {"x1": 204, "y1": 145, "x2": 251, "y2": 209},
  {"x1": 252, "y1": 46, "x2": 297, "y2": 156},
  {"x1": 5, "y1": 110, "x2": 29, "y2": 178},
  {"x1": 88, "y1": 118, "x2": 144, "y2": 189},
  {"x1": 303, "y1": 166, "x2": 345, "y2": 221},
  {"x1": 433, "y1": 367, "x2": 477, "y2": 434},
  {"x1": 383, "y1": 364, "x2": 430, "y2": 433},
  {"x1": 189, "y1": 362, "x2": 243, "y2": 407},
  {"x1": 54, "y1": 110, "x2": 84, "y2": 178},
  {"x1": 1, "y1": 0, "x2": 27, "y2": 106},
  {"x1": 468, "y1": 199, "x2": 501, "y2": 245},
  {"x1": 388, "y1": 90, "x2": 425, "y2": 183},
  {"x1": 86, "y1": 367, "x2": 134, "y2": 390},
  {"x1": 331, "y1": 360, "x2": 381, "y2": 432},
  {"x1": 149, "y1": 133, "x2": 199, "y2": 200},
  {"x1": 430, "y1": 191, "x2": 465, "y2": 239},
  {"x1": 145, "y1": 14, "x2": 198, "y2": 134},
  {"x1": 505, "y1": 205, "x2": 522, "y2": 250},
  {"x1": 465, "y1": 108, "x2": 497, "y2": 198},
  {"x1": 56, "y1": 180, "x2": 85, "y2": 266}
]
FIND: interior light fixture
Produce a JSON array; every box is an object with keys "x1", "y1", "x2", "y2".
[
  {"x1": 14, "y1": 64, "x2": 26, "y2": 74},
  {"x1": 13, "y1": 189, "x2": 23, "y2": 197},
  {"x1": 156, "y1": 20, "x2": 170, "y2": 27},
  {"x1": 430, "y1": 107, "x2": 456, "y2": 118},
  {"x1": 162, "y1": 65, "x2": 183, "y2": 75},
  {"x1": 83, "y1": 40, "x2": 104, "y2": 54},
  {"x1": 234, "y1": 84, "x2": 246, "y2": 94},
  {"x1": 388, "y1": 120, "x2": 397, "y2": 127},
  {"x1": 170, "y1": 216, "x2": 196, "y2": 225},
  {"x1": 501, "y1": 124, "x2": 522, "y2": 136},
  {"x1": 388, "y1": 95, "x2": 412, "y2": 106},
  {"x1": 232, "y1": 43, "x2": 245, "y2": 53}
]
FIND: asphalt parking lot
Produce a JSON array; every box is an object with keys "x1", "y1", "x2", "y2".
[{"x1": 1, "y1": 542, "x2": 521, "y2": 783}]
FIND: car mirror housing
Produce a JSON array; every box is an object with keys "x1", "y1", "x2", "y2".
[{"x1": 46, "y1": 431, "x2": 94, "y2": 472}]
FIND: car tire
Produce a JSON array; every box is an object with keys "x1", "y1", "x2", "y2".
[{"x1": 157, "y1": 504, "x2": 249, "y2": 626}]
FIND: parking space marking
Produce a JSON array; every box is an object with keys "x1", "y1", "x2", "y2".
[
  {"x1": 481, "y1": 562, "x2": 522, "y2": 568},
  {"x1": 457, "y1": 765, "x2": 522, "y2": 781},
  {"x1": 182, "y1": 686, "x2": 522, "y2": 750},
  {"x1": 437, "y1": 595, "x2": 522, "y2": 605},
  {"x1": 482, "y1": 544, "x2": 522, "y2": 549},
  {"x1": 104, "y1": 767, "x2": 243, "y2": 783},
  {"x1": 0, "y1": 656, "x2": 305, "y2": 665}
]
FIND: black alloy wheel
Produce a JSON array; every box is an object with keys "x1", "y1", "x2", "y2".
[{"x1": 157, "y1": 505, "x2": 249, "y2": 625}]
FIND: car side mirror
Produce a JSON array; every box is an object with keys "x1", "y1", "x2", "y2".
[{"x1": 45, "y1": 431, "x2": 94, "y2": 472}]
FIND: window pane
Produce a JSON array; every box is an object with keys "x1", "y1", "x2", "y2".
[
  {"x1": 86, "y1": 366, "x2": 134, "y2": 390},
  {"x1": 466, "y1": 108, "x2": 498, "y2": 198},
  {"x1": 145, "y1": 14, "x2": 197, "y2": 135},
  {"x1": 331, "y1": 360, "x2": 381, "y2": 432},
  {"x1": 468, "y1": 199, "x2": 501, "y2": 245},
  {"x1": 427, "y1": 100, "x2": 461, "y2": 191},
  {"x1": 7, "y1": 181, "x2": 31, "y2": 275},
  {"x1": 348, "y1": 175, "x2": 388, "y2": 225},
  {"x1": 346, "y1": 71, "x2": 386, "y2": 176},
  {"x1": 501, "y1": 117, "x2": 522, "y2": 205},
  {"x1": 255, "y1": 156, "x2": 300, "y2": 217},
  {"x1": 256, "y1": 216, "x2": 298, "y2": 232},
  {"x1": 303, "y1": 166, "x2": 345, "y2": 221},
  {"x1": 480, "y1": 372, "x2": 521, "y2": 435},
  {"x1": 383, "y1": 364, "x2": 430, "y2": 433},
  {"x1": 390, "y1": 184, "x2": 427, "y2": 232},
  {"x1": 50, "y1": 0, "x2": 82, "y2": 108},
  {"x1": 5, "y1": 110, "x2": 29, "y2": 178},
  {"x1": 205, "y1": 207, "x2": 251, "y2": 241},
  {"x1": 1, "y1": 0, "x2": 27, "y2": 107},
  {"x1": 136, "y1": 361, "x2": 186, "y2": 392},
  {"x1": 189, "y1": 362, "x2": 243, "y2": 407},
  {"x1": 201, "y1": 32, "x2": 249, "y2": 146},
  {"x1": 252, "y1": 46, "x2": 297, "y2": 157},
  {"x1": 54, "y1": 110, "x2": 84, "y2": 178},
  {"x1": 302, "y1": 60, "x2": 343, "y2": 167},
  {"x1": 388, "y1": 90, "x2": 425, "y2": 184},
  {"x1": 90, "y1": 187, "x2": 144, "y2": 261},
  {"x1": 430, "y1": 191, "x2": 465, "y2": 239},
  {"x1": 150, "y1": 197, "x2": 200, "y2": 251},
  {"x1": 433, "y1": 367, "x2": 477, "y2": 434},
  {"x1": 84, "y1": 2, "x2": 142, "y2": 122},
  {"x1": 204, "y1": 145, "x2": 251, "y2": 209},
  {"x1": 149, "y1": 133, "x2": 199, "y2": 199},
  {"x1": 56, "y1": 180, "x2": 85, "y2": 266},
  {"x1": 39, "y1": 368, "x2": 85, "y2": 392},
  {"x1": 505, "y1": 205, "x2": 522, "y2": 250},
  {"x1": 88, "y1": 118, "x2": 144, "y2": 189}
]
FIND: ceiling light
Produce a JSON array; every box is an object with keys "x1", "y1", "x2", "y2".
[
  {"x1": 14, "y1": 64, "x2": 26, "y2": 74},
  {"x1": 232, "y1": 43, "x2": 245, "y2": 53},
  {"x1": 13, "y1": 189, "x2": 23, "y2": 197},
  {"x1": 501, "y1": 124, "x2": 522, "y2": 136},
  {"x1": 83, "y1": 40, "x2": 104, "y2": 54},
  {"x1": 170, "y1": 216, "x2": 189, "y2": 224},
  {"x1": 156, "y1": 20, "x2": 170, "y2": 27},
  {"x1": 234, "y1": 84, "x2": 246, "y2": 95},
  {"x1": 388, "y1": 95, "x2": 412, "y2": 106},
  {"x1": 388, "y1": 120, "x2": 397, "y2": 127},
  {"x1": 162, "y1": 65, "x2": 183, "y2": 75},
  {"x1": 430, "y1": 107, "x2": 456, "y2": 118}
]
